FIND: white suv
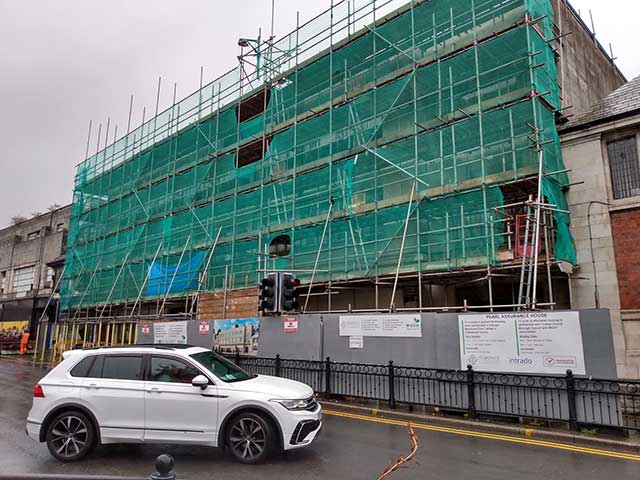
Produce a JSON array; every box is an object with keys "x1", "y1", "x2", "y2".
[{"x1": 26, "y1": 345, "x2": 321, "y2": 463}]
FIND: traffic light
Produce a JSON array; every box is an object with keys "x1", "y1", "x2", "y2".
[
  {"x1": 279, "y1": 272, "x2": 301, "y2": 313},
  {"x1": 259, "y1": 273, "x2": 278, "y2": 314}
]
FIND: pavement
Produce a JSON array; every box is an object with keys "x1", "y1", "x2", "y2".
[{"x1": 1, "y1": 357, "x2": 639, "y2": 479}]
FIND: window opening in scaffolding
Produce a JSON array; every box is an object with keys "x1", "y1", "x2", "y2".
[
  {"x1": 236, "y1": 137, "x2": 271, "y2": 168},
  {"x1": 237, "y1": 89, "x2": 271, "y2": 123},
  {"x1": 269, "y1": 234, "x2": 291, "y2": 258}
]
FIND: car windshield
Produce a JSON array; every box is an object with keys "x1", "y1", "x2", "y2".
[{"x1": 190, "y1": 351, "x2": 253, "y2": 383}]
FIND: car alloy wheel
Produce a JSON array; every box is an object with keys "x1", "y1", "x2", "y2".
[
  {"x1": 227, "y1": 413, "x2": 272, "y2": 463},
  {"x1": 46, "y1": 411, "x2": 95, "y2": 462}
]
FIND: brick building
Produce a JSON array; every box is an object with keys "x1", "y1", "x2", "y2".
[
  {"x1": 0, "y1": 206, "x2": 71, "y2": 340},
  {"x1": 561, "y1": 77, "x2": 640, "y2": 378}
]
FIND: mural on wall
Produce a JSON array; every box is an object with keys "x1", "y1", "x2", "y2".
[
  {"x1": 0, "y1": 320, "x2": 29, "y2": 342},
  {"x1": 213, "y1": 318, "x2": 260, "y2": 356}
]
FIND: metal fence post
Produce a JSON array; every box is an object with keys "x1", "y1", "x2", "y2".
[
  {"x1": 466, "y1": 364, "x2": 476, "y2": 418},
  {"x1": 388, "y1": 360, "x2": 396, "y2": 409},
  {"x1": 566, "y1": 369, "x2": 578, "y2": 431},
  {"x1": 325, "y1": 357, "x2": 332, "y2": 396},
  {"x1": 275, "y1": 354, "x2": 281, "y2": 377}
]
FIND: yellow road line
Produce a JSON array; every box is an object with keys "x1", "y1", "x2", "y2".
[{"x1": 323, "y1": 409, "x2": 640, "y2": 462}]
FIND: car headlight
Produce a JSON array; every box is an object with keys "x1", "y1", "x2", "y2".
[{"x1": 270, "y1": 398, "x2": 313, "y2": 410}]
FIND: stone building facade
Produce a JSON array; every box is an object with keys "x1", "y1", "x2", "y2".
[
  {"x1": 0, "y1": 206, "x2": 71, "y2": 336},
  {"x1": 561, "y1": 77, "x2": 640, "y2": 378}
]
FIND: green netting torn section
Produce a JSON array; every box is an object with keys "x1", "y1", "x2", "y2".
[{"x1": 542, "y1": 178, "x2": 576, "y2": 265}]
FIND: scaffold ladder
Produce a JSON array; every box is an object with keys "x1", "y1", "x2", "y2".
[{"x1": 517, "y1": 194, "x2": 540, "y2": 309}]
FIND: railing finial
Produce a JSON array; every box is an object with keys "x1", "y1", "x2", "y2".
[{"x1": 150, "y1": 454, "x2": 176, "y2": 480}]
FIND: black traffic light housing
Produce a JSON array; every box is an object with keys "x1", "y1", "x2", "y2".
[
  {"x1": 259, "y1": 272, "x2": 278, "y2": 314},
  {"x1": 279, "y1": 272, "x2": 301, "y2": 313}
]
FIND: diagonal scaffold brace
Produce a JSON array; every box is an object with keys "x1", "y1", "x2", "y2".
[
  {"x1": 389, "y1": 182, "x2": 417, "y2": 312},
  {"x1": 303, "y1": 198, "x2": 334, "y2": 313}
]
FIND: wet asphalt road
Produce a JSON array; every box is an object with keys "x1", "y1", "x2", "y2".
[{"x1": 1, "y1": 357, "x2": 638, "y2": 479}]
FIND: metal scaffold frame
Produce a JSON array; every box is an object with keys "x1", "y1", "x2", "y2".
[{"x1": 58, "y1": 0, "x2": 572, "y2": 326}]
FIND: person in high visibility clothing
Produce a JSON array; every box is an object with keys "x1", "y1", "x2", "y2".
[{"x1": 20, "y1": 329, "x2": 30, "y2": 355}]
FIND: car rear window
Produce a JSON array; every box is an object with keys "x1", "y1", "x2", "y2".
[
  {"x1": 101, "y1": 355, "x2": 143, "y2": 381},
  {"x1": 87, "y1": 355, "x2": 104, "y2": 378},
  {"x1": 69, "y1": 356, "x2": 95, "y2": 378}
]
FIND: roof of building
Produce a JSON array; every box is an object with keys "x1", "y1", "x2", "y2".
[
  {"x1": 0, "y1": 204, "x2": 71, "y2": 235},
  {"x1": 560, "y1": 76, "x2": 640, "y2": 133}
]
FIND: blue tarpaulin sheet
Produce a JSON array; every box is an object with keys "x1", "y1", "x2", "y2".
[{"x1": 147, "y1": 251, "x2": 205, "y2": 296}]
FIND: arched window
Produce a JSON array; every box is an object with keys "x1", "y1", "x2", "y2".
[{"x1": 269, "y1": 234, "x2": 291, "y2": 258}]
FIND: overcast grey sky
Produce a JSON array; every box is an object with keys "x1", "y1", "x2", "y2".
[{"x1": 0, "y1": 0, "x2": 638, "y2": 228}]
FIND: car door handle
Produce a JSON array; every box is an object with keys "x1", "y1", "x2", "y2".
[
  {"x1": 148, "y1": 387, "x2": 161, "y2": 393},
  {"x1": 87, "y1": 383, "x2": 99, "y2": 389}
]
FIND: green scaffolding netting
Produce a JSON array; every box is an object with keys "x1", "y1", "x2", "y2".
[{"x1": 61, "y1": 0, "x2": 574, "y2": 310}]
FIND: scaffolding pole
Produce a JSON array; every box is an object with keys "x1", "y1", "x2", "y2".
[
  {"x1": 516, "y1": 196, "x2": 533, "y2": 309},
  {"x1": 530, "y1": 149, "x2": 544, "y2": 308},
  {"x1": 390, "y1": 182, "x2": 416, "y2": 311},
  {"x1": 82, "y1": 320, "x2": 88, "y2": 347},
  {"x1": 363, "y1": 146, "x2": 429, "y2": 189},
  {"x1": 303, "y1": 199, "x2": 334, "y2": 313},
  {"x1": 39, "y1": 322, "x2": 49, "y2": 362},
  {"x1": 32, "y1": 264, "x2": 66, "y2": 359},
  {"x1": 129, "y1": 242, "x2": 163, "y2": 319},
  {"x1": 543, "y1": 210, "x2": 555, "y2": 310},
  {"x1": 159, "y1": 236, "x2": 191, "y2": 317},
  {"x1": 97, "y1": 251, "x2": 132, "y2": 320},
  {"x1": 504, "y1": 146, "x2": 561, "y2": 310},
  {"x1": 71, "y1": 258, "x2": 103, "y2": 322},
  {"x1": 222, "y1": 264, "x2": 229, "y2": 320},
  {"x1": 364, "y1": 194, "x2": 426, "y2": 278},
  {"x1": 189, "y1": 226, "x2": 223, "y2": 315}
]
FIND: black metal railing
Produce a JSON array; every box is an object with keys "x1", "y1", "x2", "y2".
[{"x1": 228, "y1": 352, "x2": 640, "y2": 432}]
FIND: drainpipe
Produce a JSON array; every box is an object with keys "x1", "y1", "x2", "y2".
[{"x1": 587, "y1": 201, "x2": 610, "y2": 309}]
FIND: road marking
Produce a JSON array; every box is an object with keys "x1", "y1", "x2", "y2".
[{"x1": 323, "y1": 409, "x2": 640, "y2": 462}]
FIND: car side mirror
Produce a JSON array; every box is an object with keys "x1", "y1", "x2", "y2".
[{"x1": 192, "y1": 375, "x2": 209, "y2": 390}]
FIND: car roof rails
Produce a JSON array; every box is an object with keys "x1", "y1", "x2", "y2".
[
  {"x1": 82, "y1": 343, "x2": 196, "y2": 351},
  {"x1": 137, "y1": 343, "x2": 196, "y2": 349}
]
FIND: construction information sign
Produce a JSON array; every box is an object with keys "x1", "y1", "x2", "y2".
[
  {"x1": 339, "y1": 315, "x2": 422, "y2": 338},
  {"x1": 459, "y1": 312, "x2": 585, "y2": 375},
  {"x1": 154, "y1": 321, "x2": 188, "y2": 344}
]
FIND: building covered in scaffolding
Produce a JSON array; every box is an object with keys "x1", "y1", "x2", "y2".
[{"x1": 57, "y1": 0, "x2": 625, "y2": 346}]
